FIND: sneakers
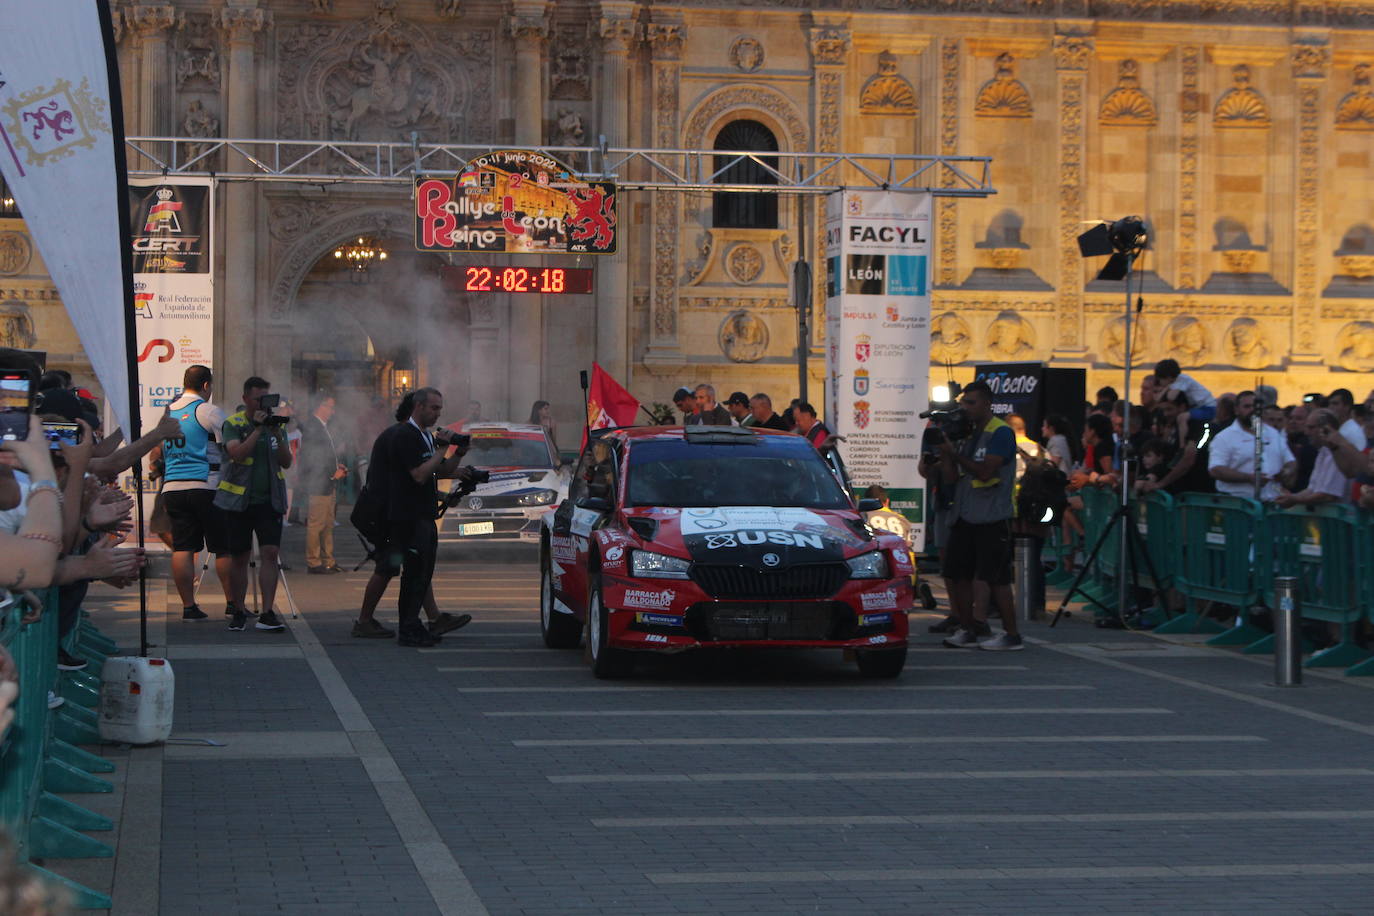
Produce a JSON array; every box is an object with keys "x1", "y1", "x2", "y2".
[
  {"x1": 256, "y1": 610, "x2": 286, "y2": 632},
  {"x1": 307, "y1": 566, "x2": 330, "y2": 575},
  {"x1": 224, "y1": 603, "x2": 257, "y2": 618},
  {"x1": 352, "y1": 618, "x2": 395, "y2": 639},
  {"x1": 228, "y1": 607, "x2": 248, "y2": 631},
  {"x1": 428, "y1": 612, "x2": 472, "y2": 636},
  {"x1": 927, "y1": 615, "x2": 959, "y2": 634},
  {"x1": 56, "y1": 649, "x2": 88, "y2": 672},
  {"x1": 397, "y1": 626, "x2": 439, "y2": 648},
  {"x1": 47, "y1": 691, "x2": 65, "y2": 710},
  {"x1": 182, "y1": 604, "x2": 208, "y2": 621},
  {"x1": 978, "y1": 632, "x2": 1025, "y2": 652},
  {"x1": 942, "y1": 621, "x2": 992, "y2": 649}
]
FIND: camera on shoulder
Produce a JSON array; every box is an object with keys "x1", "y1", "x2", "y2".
[
  {"x1": 445, "y1": 466, "x2": 491, "y2": 503},
  {"x1": 921, "y1": 406, "x2": 975, "y2": 449}
]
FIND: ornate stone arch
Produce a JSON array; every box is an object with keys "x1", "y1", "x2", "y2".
[
  {"x1": 268, "y1": 205, "x2": 413, "y2": 319},
  {"x1": 682, "y1": 83, "x2": 809, "y2": 152}
]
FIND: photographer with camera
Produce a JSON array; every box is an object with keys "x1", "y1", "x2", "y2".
[
  {"x1": 215, "y1": 377, "x2": 293, "y2": 632},
  {"x1": 935, "y1": 380, "x2": 1023, "y2": 651}
]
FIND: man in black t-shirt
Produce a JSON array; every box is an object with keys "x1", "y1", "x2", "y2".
[{"x1": 384, "y1": 388, "x2": 468, "y2": 647}]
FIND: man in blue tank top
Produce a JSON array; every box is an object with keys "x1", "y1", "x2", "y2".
[{"x1": 162, "y1": 365, "x2": 230, "y2": 620}]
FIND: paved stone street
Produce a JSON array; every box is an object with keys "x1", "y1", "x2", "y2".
[{"x1": 53, "y1": 527, "x2": 1374, "y2": 915}]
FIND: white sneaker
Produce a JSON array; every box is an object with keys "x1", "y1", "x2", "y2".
[
  {"x1": 978, "y1": 632, "x2": 1025, "y2": 652},
  {"x1": 942, "y1": 628, "x2": 980, "y2": 648},
  {"x1": 47, "y1": 690, "x2": 65, "y2": 710}
]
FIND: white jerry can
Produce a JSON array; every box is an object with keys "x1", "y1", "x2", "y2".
[{"x1": 98, "y1": 656, "x2": 175, "y2": 744}]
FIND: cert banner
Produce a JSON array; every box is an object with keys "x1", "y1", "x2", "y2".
[
  {"x1": 124, "y1": 177, "x2": 215, "y2": 506},
  {"x1": 824, "y1": 190, "x2": 932, "y2": 546}
]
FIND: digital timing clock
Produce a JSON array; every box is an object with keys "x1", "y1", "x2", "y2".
[{"x1": 462, "y1": 266, "x2": 594, "y2": 294}]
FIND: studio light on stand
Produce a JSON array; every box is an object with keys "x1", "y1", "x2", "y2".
[{"x1": 1051, "y1": 216, "x2": 1164, "y2": 629}]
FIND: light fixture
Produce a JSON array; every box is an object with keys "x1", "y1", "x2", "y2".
[
  {"x1": 333, "y1": 235, "x2": 388, "y2": 279},
  {"x1": 391, "y1": 367, "x2": 413, "y2": 397}
]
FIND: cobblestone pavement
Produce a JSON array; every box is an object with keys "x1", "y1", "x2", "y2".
[{"x1": 59, "y1": 528, "x2": 1374, "y2": 914}]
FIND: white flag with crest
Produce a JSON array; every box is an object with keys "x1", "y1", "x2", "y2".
[{"x1": 0, "y1": 0, "x2": 133, "y2": 434}]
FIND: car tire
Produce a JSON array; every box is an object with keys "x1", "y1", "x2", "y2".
[
  {"x1": 585, "y1": 578, "x2": 633, "y2": 679},
  {"x1": 855, "y1": 646, "x2": 907, "y2": 679},
  {"x1": 540, "y1": 550, "x2": 581, "y2": 649}
]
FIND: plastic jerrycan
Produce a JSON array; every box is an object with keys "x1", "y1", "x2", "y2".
[{"x1": 99, "y1": 656, "x2": 175, "y2": 744}]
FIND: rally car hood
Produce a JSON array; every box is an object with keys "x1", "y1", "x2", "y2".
[{"x1": 626, "y1": 505, "x2": 875, "y2": 566}]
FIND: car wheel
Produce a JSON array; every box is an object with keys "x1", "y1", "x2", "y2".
[
  {"x1": 540, "y1": 551, "x2": 581, "y2": 649},
  {"x1": 855, "y1": 646, "x2": 907, "y2": 679},
  {"x1": 585, "y1": 578, "x2": 632, "y2": 679}
]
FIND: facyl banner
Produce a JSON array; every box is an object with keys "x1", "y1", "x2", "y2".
[
  {"x1": 125, "y1": 177, "x2": 215, "y2": 504},
  {"x1": 824, "y1": 190, "x2": 932, "y2": 546}
]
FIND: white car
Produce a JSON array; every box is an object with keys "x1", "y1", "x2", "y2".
[{"x1": 438, "y1": 423, "x2": 570, "y2": 543}]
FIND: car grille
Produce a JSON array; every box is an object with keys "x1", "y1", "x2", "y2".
[
  {"x1": 689, "y1": 563, "x2": 849, "y2": 600},
  {"x1": 688, "y1": 601, "x2": 850, "y2": 641},
  {"x1": 449, "y1": 492, "x2": 527, "y2": 511}
]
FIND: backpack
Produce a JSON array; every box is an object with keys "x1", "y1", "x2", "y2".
[
  {"x1": 1016, "y1": 447, "x2": 1069, "y2": 524},
  {"x1": 349, "y1": 483, "x2": 386, "y2": 547}
]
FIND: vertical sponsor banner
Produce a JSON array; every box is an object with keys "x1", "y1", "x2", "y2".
[
  {"x1": 824, "y1": 191, "x2": 931, "y2": 545},
  {"x1": 124, "y1": 177, "x2": 215, "y2": 506}
]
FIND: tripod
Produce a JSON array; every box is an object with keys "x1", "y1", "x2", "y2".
[{"x1": 190, "y1": 535, "x2": 299, "y2": 619}]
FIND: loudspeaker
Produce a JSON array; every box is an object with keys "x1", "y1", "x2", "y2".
[{"x1": 1040, "y1": 368, "x2": 1087, "y2": 443}]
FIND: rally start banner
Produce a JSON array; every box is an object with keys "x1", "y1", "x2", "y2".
[
  {"x1": 122, "y1": 177, "x2": 215, "y2": 509},
  {"x1": 824, "y1": 190, "x2": 932, "y2": 546}
]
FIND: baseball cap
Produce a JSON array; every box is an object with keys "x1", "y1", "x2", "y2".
[
  {"x1": 725, "y1": 391, "x2": 749, "y2": 406},
  {"x1": 672, "y1": 387, "x2": 693, "y2": 402}
]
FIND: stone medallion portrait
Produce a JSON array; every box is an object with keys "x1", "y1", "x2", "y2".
[
  {"x1": 1162, "y1": 316, "x2": 1209, "y2": 367},
  {"x1": 1334, "y1": 321, "x2": 1374, "y2": 372},
  {"x1": 986, "y1": 310, "x2": 1035, "y2": 360},
  {"x1": 930, "y1": 311, "x2": 972, "y2": 364},
  {"x1": 1223, "y1": 317, "x2": 1274, "y2": 368},
  {"x1": 730, "y1": 37, "x2": 764, "y2": 73},
  {"x1": 0, "y1": 232, "x2": 33, "y2": 276},
  {"x1": 719, "y1": 310, "x2": 769, "y2": 362}
]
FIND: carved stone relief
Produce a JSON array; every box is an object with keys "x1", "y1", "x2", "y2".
[
  {"x1": 986, "y1": 310, "x2": 1036, "y2": 359},
  {"x1": 0, "y1": 301, "x2": 36, "y2": 350},
  {"x1": 1336, "y1": 63, "x2": 1374, "y2": 129},
  {"x1": 1162, "y1": 315, "x2": 1209, "y2": 367},
  {"x1": 553, "y1": 109, "x2": 584, "y2": 146},
  {"x1": 0, "y1": 232, "x2": 34, "y2": 276},
  {"x1": 683, "y1": 84, "x2": 808, "y2": 152},
  {"x1": 1214, "y1": 64, "x2": 1270, "y2": 128},
  {"x1": 1099, "y1": 59, "x2": 1156, "y2": 126},
  {"x1": 1099, "y1": 315, "x2": 1149, "y2": 367},
  {"x1": 1334, "y1": 321, "x2": 1374, "y2": 371},
  {"x1": 930, "y1": 311, "x2": 972, "y2": 365},
  {"x1": 182, "y1": 100, "x2": 219, "y2": 162},
  {"x1": 730, "y1": 37, "x2": 764, "y2": 73},
  {"x1": 975, "y1": 53, "x2": 1032, "y2": 118},
  {"x1": 276, "y1": 7, "x2": 493, "y2": 144},
  {"x1": 1178, "y1": 46, "x2": 1201, "y2": 290},
  {"x1": 860, "y1": 51, "x2": 917, "y2": 116},
  {"x1": 1223, "y1": 317, "x2": 1275, "y2": 368},
  {"x1": 719, "y1": 310, "x2": 769, "y2": 362},
  {"x1": 809, "y1": 27, "x2": 849, "y2": 66},
  {"x1": 725, "y1": 244, "x2": 764, "y2": 284},
  {"x1": 937, "y1": 38, "x2": 959, "y2": 288},
  {"x1": 1293, "y1": 49, "x2": 1325, "y2": 356},
  {"x1": 551, "y1": 27, "x2": 591, "y2": 100},
  {"x1": 175, "y1": 14, "x2": 221, "y2": 88}
]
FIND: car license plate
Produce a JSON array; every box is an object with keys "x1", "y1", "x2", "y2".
[{"x1": 459, "y1": 521, "x2": 495, "y2": 536}]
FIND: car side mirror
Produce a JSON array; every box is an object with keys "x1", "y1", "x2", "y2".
[
  {"x1": 856, "y1": 498, "x2": 882, "y2": 513},
  {"x1": 576, "y1": 496, "x2": 612, "y2": 513}
]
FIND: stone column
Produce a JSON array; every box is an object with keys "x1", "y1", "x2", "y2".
[
  {"x1": 1290, "y1": 38, "x2": 1330, "y2": 362},
  {"x1": 643, "y1": 16, "x2": 685, "y2": 369},
  {"x1": 506, "y1": 1, "x2": 550, "y2": 419},
  {"x1": 809, "y1": 24, "x2": 848, "y2": 357},
  {"x1": 129, "y1": 4, "x2": 177, "y2": 136},
  {"x1": 594, "y1": 2, "x2": 640, "y2": 383},
  {"x1": 219, "y1": 5, "x2": 270, "y2": 383},
  {"x1": 937, "y1": 38, "x2": 962, "y2": 289},
  {"x1": 1052, "y1": 32, "x2": 1093, "y2": 360},
  {"x1": 1176, "y1": 45, "x2": 1202, "y2": 292}
]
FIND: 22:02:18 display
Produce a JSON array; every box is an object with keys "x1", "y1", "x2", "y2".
[{"x1": 463, "y1": 266, "x2": 594, "y2": 294}]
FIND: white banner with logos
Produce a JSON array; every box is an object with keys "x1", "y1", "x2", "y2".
[
  {"x1": 124, "y1": 176, "x2": 215, "y2": 512},
  {"x1": 824, "y1": 190, "x2": 932, "y2": 546}
]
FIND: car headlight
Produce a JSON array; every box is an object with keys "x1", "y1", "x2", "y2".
[
  {"x1": 630, "y1": 550, "x2": 692, "y2": 579},
  {"x1": 846, "y1": 550, "x2": 889, "y2": 579},
  {"x1": 517, "y1": 489, "x2": 558, "y2": 506}
]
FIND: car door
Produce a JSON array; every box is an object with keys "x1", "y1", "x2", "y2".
[
  {"x1": 819, "y1": 439, "x2": 856, "y2": 498},
  {"x1": 550, "y1": 445, "x2": 595, "y2": 616},
  {"x1": 571, "y1": 439, "x2": 619, "y2": 578}
]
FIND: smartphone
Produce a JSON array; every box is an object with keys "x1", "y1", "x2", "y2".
[
  {"x1": 43, "y1": 420, "x2": 82, "y2": 450},
  {"x1": 0, "y1": 370, "x2": 34, "y2": 441},
  {"x1": 258, "y1": 393, "x2": 281, "y2": 410}
]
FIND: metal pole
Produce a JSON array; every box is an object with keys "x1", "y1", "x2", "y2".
[
  {"x1": 1274, "y1": 576, "x2": 1302, "y2": 687},
  {"x1": 1117, "y1": 253, "x2": 1136, "y2": 622},
  {"x1": 794, "y1": 168, "x2": 810, "y2": 408},
  {"x1": 1014, "y1": 535, "x2": 1038, "y2": 622}
]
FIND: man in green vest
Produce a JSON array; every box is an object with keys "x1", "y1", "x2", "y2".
[{"x1": 214, "y1": 376, "x2": 293, "y2": 632}]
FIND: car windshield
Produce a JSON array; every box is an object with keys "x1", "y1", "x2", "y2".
[
  {"x1": 466, "y1": 431, "x2": 554, "y2": 468},
  {"x1": 626, "y1": 438, "x2": 851, "y2": 509}
]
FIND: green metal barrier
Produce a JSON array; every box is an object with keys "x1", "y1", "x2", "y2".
[
  {"x1": 1258, "y1": 504, "x2": 1369, "y2": 669},
  {"x1": 1135, "y1": 491, "x2": 1177, "y2": 592},
  {"x1": 1076, "y1": 486, "x2": 1120, "y2": 613},
  {"x1": 0, "y1": 589, "x2": 115, "y2": 909},
  {"x1": 1043, "y1": 524, "x2": 1080, "y2": 586},
  {"x1": 1158, "y1": 493, "x2": 1265, "y2": 637},
  {"x1": 1346, "y1": 511, "x2": 1374, "y2": 676}
]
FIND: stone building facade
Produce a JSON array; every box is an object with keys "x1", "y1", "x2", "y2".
[{"x1": 4, "y1": 0, "x2": 1374, "y2": 428}]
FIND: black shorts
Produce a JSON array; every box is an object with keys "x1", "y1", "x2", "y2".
[
  {"x1": 940, "y1": 518, "x2": 1013, "y2": 586},
  {"x1": 164, "y1": 489, "x2": 226, "y2": 554},
  {"x1": 222, "y1": 502, "x2": 284, "y2": 555}
]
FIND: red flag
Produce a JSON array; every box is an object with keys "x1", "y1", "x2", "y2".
[{"x1": 583, "y1": 363, "x2": 639, "y2": 448}]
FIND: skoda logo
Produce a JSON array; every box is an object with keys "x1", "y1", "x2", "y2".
[
  {"x1": 467, "y1": 495, "x2": 483, "y2": 510},
  {"x1": 761, "y1": 553, "x2": 781, "y2": 568}
]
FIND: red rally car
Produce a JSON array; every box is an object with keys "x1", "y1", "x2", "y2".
[{"x1": 539, "y1": 425, "x2": 913, "y2": 678}]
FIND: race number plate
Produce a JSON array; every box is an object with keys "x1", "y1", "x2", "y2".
[{"x1": 459, "y1": 521, "x2": 495, "y2": 536}]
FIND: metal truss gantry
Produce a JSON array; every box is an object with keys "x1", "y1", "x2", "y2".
[{"x1": 126, "y1": 136, "x2": 995, "y2": 197}]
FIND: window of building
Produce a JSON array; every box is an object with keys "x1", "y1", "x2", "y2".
[{"x1": 711, "y1": 119, "x2": 779, "y2": 230}]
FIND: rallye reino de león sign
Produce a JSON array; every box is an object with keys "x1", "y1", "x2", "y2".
[{"x1": 414, "y1": 149, "x2": 616, "y2": 254}]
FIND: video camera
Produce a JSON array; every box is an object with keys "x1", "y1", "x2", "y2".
[
  {"x1": 256, "y1": 393, "x2": 290, "y2": 427},
  {"x1": 444, "y1": 466, "x2": 491, "y2": 505},
  {"x1": 919, "y1": 381, "x2": 973, "y2": 450}
]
